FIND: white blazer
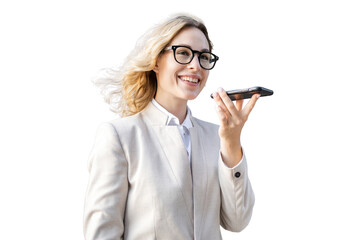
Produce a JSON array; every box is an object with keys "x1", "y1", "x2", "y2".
[{"x1": 84, "y1": 102, "x2": 255, "y2": 240}]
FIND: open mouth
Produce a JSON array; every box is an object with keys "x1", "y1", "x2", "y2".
[{"x1": 179, "y1": 76, "x2": 200, "y2": 84}]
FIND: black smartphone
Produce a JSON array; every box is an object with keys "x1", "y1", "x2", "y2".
[{"x1": 210, "y1": 86, "x2": 273, "y2": 101}]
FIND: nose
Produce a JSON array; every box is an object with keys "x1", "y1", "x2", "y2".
[{"x1": 187, "y1": 54, "x2": 201, "y2": 70}]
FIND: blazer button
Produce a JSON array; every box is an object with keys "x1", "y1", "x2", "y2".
[{"x1": 235, "y1": 172, "x2": 241, "y2": 178}]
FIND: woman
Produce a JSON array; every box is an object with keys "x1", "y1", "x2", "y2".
[{"x1": 84, "y1": 14, "x2": 260, "y2": 240}]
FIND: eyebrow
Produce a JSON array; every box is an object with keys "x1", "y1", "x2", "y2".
[{"x1": 176, "y1": 44, "x2": 210, "y2": 52}]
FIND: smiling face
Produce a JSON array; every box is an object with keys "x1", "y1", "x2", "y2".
[{"x1": 153, "y1": 27, "x2": 210, "y2": 107}]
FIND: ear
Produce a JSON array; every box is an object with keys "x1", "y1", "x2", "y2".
[
  {"x1": 153, "y1": 53, "x2": 163, "y2": 73},
  {"x1": 153, "y1": 63, "x2": 159, "y2": 73},
  {"x1": 153, "y1": 57, "x2": 161, "y2": 73}
]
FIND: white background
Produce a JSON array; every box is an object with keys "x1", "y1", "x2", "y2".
[{"x1": 1, "y1": 0, "x2": 359, "y2": 239}]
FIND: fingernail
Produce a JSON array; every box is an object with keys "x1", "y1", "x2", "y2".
[
  {"x1": 213, "y1": 92, "x2": 218, "y2": 98},
  {"x1": 218, "y1": 87, "x2": 224, "y2": 93},
  {"x1": 257, "y1": 94, "x2": 261, "y2": 99}
]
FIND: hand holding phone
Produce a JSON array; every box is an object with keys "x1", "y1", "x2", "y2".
[{"x1": 210, "y1": 86, "x2": 273, "y2": 101}]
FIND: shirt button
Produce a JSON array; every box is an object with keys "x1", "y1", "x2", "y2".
[{"x1": 235, "y1": 172, "x2": 241, "y2": 178}]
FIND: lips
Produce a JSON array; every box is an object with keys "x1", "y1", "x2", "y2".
[{"x1": 178, "y1": 75, "x2": 200, "y2": 84}]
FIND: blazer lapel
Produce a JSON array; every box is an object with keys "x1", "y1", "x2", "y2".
[
  {"x1": 143, "y1": 103, "x2": 194, "y2": 224},
  {"x1": 190, "y1": 122, "x2": 208, "y2": 240}
]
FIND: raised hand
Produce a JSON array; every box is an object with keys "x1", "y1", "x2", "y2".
[{"x1": 212, "y1": 88, "x2": 260, "y2": 167}]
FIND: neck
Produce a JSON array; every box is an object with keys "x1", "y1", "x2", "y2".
[{"x1": 154, "y1": 95, "x2": 188, "y2": 124}]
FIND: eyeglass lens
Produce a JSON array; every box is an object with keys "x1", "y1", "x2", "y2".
[{"x1": 174, "y1": 46, "x2": 216, "y2": 70}]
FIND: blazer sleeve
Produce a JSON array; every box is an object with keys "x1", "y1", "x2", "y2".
[
  {"x1": 218, "y1": 152, "x2": 255, "y2": 232},
  {"x1": 83, "y1": 123, "x2": 128, "y2": 240}
]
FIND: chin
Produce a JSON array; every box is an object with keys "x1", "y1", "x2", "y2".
[{"x1": 182, "y1": 92, "x2": 200, "y2": 100}]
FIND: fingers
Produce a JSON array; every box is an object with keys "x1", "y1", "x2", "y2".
[
  {"x1": 212, "y1": 91, "x2": 231, "y2": 117},
  {"x1": 236, "y1": 99, "x2": 244, "y2": 111},
  {"x1": 215, "y1": 104, "x2": 228, "y2": 125},
  {"x1": 243, "y1": 93, "x2": 260, "y2": 119},
  {"x1": 213, "y1": 88, "x2": 239, "y2": 116},
  {"x1": 213, "y1": 89, "x2": 260, "y2": 142},
  {"x1": 213, "y1": 88, "x2": 260, "y2": 123},
  {"x1": 218, "y1": 88, "x2": 239, "y2": 116},
  {"x1": 213, "y1": 87, "x2": 260, "y2": 113}
]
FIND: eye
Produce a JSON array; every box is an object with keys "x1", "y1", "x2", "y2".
[
  {"x1": 175, "y1": 46, "x2": 192, "y2": 56},
  {"x1": 200, "y1": 53, "x2": 210, "y2": 61},
  {"x1": 176, "y1": 50, "x2": 191, "y2": 56}
]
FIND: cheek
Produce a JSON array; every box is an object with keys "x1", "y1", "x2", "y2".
[
  {"x1": 201, "y1": 72, "x2": 210, "y2": 85},
  {"x1": 158, "y1": 59, "x2": 180, "y2": 78},
  {"x1": 159, "y1": 66, "x2": 178, "y2": 83}
]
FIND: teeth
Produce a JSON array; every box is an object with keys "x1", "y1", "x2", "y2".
[{"x1": 180, "y1": 76, "x2": 199, "y2": 83}]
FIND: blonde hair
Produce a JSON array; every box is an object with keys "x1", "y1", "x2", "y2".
[{"x1": 95, "y1": 14, "x2": 213, "y2": 117}]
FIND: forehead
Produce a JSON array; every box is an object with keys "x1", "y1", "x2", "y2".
[{"x1": 170, "y1": 27, "x2": 210, "y2": 51}]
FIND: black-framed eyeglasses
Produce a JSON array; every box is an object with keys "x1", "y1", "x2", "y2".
[{"x1": 164, "y1": 45, "x2": 219, "y2": 70}]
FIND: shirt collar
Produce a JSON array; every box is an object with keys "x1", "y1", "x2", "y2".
[{"x1": 151, "y1": 99, "x2": 193, "y2": 129}]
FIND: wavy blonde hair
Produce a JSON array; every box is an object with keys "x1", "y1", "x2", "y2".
[{"x1": 95, "y1": 14, "x2": 213, "y2": 117}]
